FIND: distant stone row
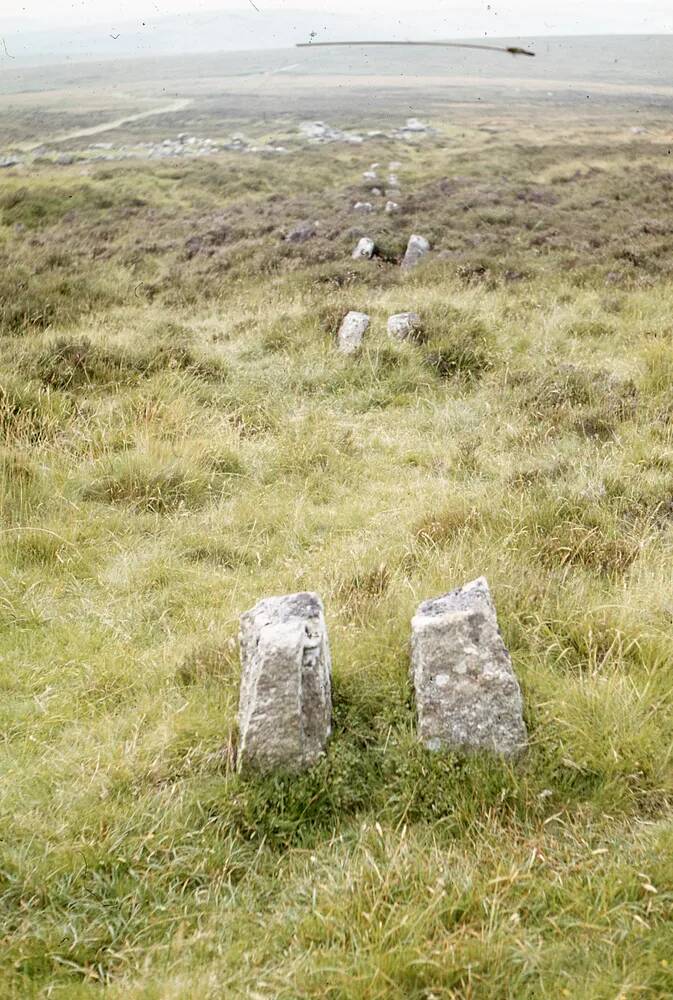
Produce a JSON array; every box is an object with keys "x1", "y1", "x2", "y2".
[
  {"x1": 352, "y1": 233, "x2": 430, "y2": 267},
  {"x1": 237, "y1": 578, "x2": 527, "y2": 775},
  {"x1": 299, "y1": 118, "x2": 435, "y2": 146},
  {"x1": 337, "y1": 309, "x2": 421, "y2": 354}
]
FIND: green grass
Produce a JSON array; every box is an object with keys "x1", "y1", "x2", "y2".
[{"x1": 2, "y1": 102, "x2": 673, "y2": 999}]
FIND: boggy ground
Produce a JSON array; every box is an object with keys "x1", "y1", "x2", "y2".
[{"x1": 2, "y1": 105, "x2": 673, "y2": 998}]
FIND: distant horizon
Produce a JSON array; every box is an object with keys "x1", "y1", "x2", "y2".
[
  {"x1": 3, "y1": 31, "x2": 673, "y2": 78},
  {"x1": 3, "y1": 28, "x2": 673, "y2": 66}
]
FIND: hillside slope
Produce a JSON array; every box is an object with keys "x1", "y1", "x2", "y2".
[{"x1": 1, "y1": 89, "x2": 673, "y2": 997}]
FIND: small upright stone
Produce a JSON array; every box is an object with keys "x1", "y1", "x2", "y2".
[
  {"x1": 387, "y1": 312, "x2": 422, "y2": 341},
  {"x1": 411, "y1": 578, "x2": 527, "y2": 756},
  {"x1": 385, "y1": 200, "x2": 400, "y2": 214},
  {"x1": 402, "y1": 234, "x2": 431, "y2": 269},
  {"x1": 352, "y1": 237, "x2": 375, "y2": 260},
  {"x1": 238, "y1": 592, "x2": 332, "y2": 774},
  {"x1": 337, "y1": 311, "x2": 370, "y2": 353}
]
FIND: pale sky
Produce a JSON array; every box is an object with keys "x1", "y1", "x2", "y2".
[{"x1": 3, "y1": 0, "x2": 672, "y2": 34}]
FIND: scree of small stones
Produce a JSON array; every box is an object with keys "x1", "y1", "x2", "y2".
[
  {"x1": 410, "y1": 577, "x2": 527, "y2": 757},
  {"x1": 337, "y1": 311, "x2": 370, "y2": 353},
  {"x1": 387, "y1": 312, "x2": 422, "y2": 341},
  {"x1": 238, "y1": 592, "x2": 332, "y2": 774}
]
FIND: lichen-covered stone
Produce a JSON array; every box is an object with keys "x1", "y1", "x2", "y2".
[
  {"x1": 238, "y1": 592, "x2": 332, "y2": 774},
  {"x1": 352, "y1": 237, "x2": 375, "y2": 260},
  {"x1": 411, "y1": 577, "x2": 527, "y2": 756},
  {"x1": 387, "y1": 312, "x2": 422, "y2": 341},
  {"x1": 337, "y1": 311, "x2": 370, "y2": 353},
  {"x1": 402, "y1": 234, "x2": 430, "y2": 269}
]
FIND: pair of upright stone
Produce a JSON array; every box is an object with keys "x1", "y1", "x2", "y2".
[{"x1": 237, "y1": 578, "x2": 526, "y2": 774}]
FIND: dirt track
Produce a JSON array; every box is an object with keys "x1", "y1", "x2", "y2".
[{"x1": 20, "y1": 97, "x2": 193, "y2": 151}]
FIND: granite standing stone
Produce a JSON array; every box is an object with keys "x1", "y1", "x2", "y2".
[
  {"x1": 411, "y1": 577, "x2": 527, "y2": 756},
  {"x1": 387, "y1": 312, "x2": 422, "y2": 341},
  {"x1": 238, "y1": 592, "x2": 332, "y2": 774},
  {"x1": 352, "y1": 237, "x2": 376, "y2": 260},
  {"x1": 402, "y1": 234, "x2": 431, "y2": 269},
  {"x1": 337, "y1": 311, "x2": 370, "y2": 353}
]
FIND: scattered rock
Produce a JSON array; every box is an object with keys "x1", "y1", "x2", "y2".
[
  {"x1": 387, "y1": 312, "x2": 422, "y2": 341},
  {"x1": 399, "y1": 118, "x2": 434, "y2": 135},
  {"x1": 371, "y1": 187, "x2": 382, "y2": 196},
  {"x1": 411, "y1": 577, "x2": 527, "y2": 757},
  {"x1": 238, "y1": 592, "x2": 332, "y2": 774},
  {"x1": 300, "y1": 121, "x2": 331, "y2": 139},
  {"x1": 352, "y1": 237, "x2": 376, "y2": 260},
  {"x1": 402, "y1": 234, "x2": 431, "y2": 269},
  {"x1": 385, "y1": 201, "x2": 400, "y2": 214},
  {"x1": 338, "y1": 311, "x2": 370, "y2": 353},
  {"x1": 299, "y1": 121, "x2": 364, "y2": 144},
  {"x1": 363, "y1": 170, "x2": 378, "y2": 182},
  {"x1": 353, "y1": 202, "x2": 374, "y2": 213},
  {"x1": 285, "y1": 220, "x2": 318, "y2": 243}
]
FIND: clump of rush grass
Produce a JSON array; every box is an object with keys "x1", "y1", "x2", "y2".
[
  {"x1": 413, "y1": 497, "x2": 481, "y2": 548},
  {"x1": 0, "y1": 253, "x2": 124, "y2": 335},
  {"x1": 80, "y1": 443, "x2": 244, "y2": 513},
  {"x1": 514, "y1": 363, "x2": 638, "y2": 437},
  {"x1": 0, "y1": 376, "x2": 73, "y2": 445},
  {"x1": 530, "y1": 494, "x2": 645, "y2": 576},
  {"x1": 420, "y1": 304, "x2": 496, "y2": 380},
  {"x1": 19, "y1": 336, "x2": 228, "y2": 391}
]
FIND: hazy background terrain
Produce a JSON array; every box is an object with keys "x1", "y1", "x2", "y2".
[{"x1": 1, "y1": 0, "x2": 672, "y2": 63}]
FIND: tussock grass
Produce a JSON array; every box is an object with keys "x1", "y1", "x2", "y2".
[
  {"x1": 79, "y1": 442, "x2": 245, "y2": 513},
  {"x1": 2, "y1": 111, "x2": 673, "y2": 998}
]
